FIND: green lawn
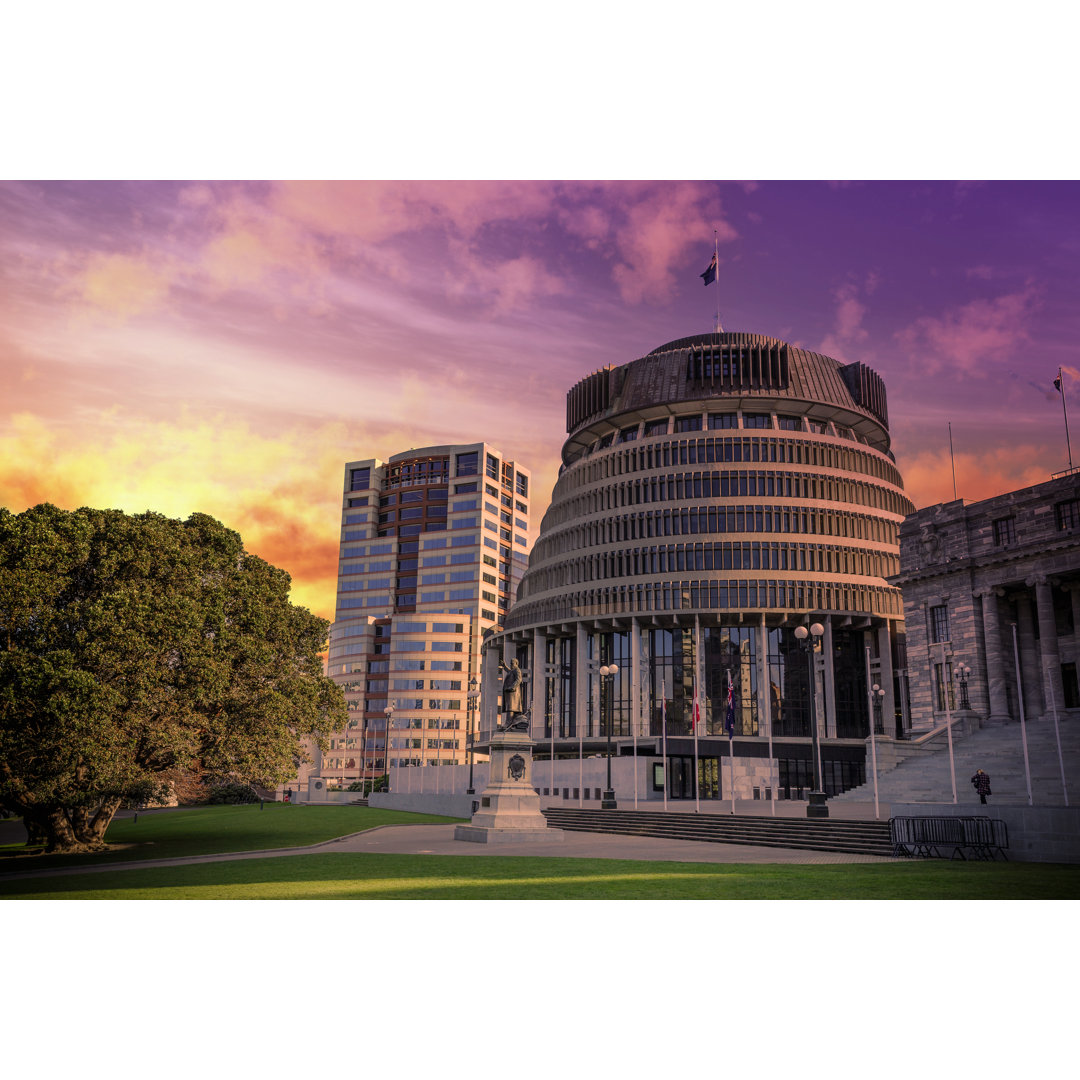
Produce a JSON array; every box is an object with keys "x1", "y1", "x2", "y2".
[
  {"x1": 0, "y1": 804, "x2": 461, "y2": 872},
  {"x1": 2, "y1": 852, "x2": 1078, "y2": 899}
]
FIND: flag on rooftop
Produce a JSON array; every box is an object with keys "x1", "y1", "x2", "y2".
[{"x1": 701, "y1": 253, "x2": 717, "y2": 286}]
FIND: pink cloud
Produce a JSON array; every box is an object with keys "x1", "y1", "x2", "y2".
[
  {"x1": 609, "y1": 184, "x2": 736, "y2": 304},
  {"x1": 819, "y1": 275, "x2": 877, "y2": 361},
  {"x1": 895, "y1": 284, "x2": 1042, "y2": 374}
]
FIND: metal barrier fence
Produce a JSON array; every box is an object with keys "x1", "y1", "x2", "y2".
[{"x1": 890, "y1": 816, "x2": 1009, "y2": 860}]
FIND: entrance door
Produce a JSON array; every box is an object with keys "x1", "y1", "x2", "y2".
[{"x1": 668, "y1": 756, "x2": 720, "y2": 800}]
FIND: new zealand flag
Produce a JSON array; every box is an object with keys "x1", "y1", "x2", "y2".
[
  {"x1": 701, "y1": 253, "x2": 717, "y2": 286},
  {"x1": 725, "y1": 678, "x2": 736, "y2": 737}
]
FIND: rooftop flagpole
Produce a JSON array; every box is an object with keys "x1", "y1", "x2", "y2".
[
  {"x1": 715, "y1": 232, "x2": 722, "y2": 332},
  {"x1": 948, "y1": 421, "x2": 957, "y2": 499},
  {"x1": 1055, "y1": 368, "x2": 1073, "y2": 471},
  {"x1": 701, "y1": 236, "x2": 721, "y2": 332}
]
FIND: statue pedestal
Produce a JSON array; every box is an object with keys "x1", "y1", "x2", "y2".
[{"x1": 454, "y1": 729, "x2": 563, "y2": 844}]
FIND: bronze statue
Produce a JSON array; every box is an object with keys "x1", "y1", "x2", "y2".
[{"x1": 498, "y1": 659, "x2": 530, "y2": 732}]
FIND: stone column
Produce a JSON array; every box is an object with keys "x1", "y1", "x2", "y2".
[
  {"x1": 1032, "y1": 576, "x2": 1062, "y2": 718},
  {"x1": 530, "y1": 628, "x2": 546, "y2": 740},
  {"x1": 977, "y1": 587, "x2": 1011, "y2": 723},
  {"x1": 1014, "y1": 591, "x2": 1043, "y2": 719},
  {"x1": 575, "y1": 621, "x2": 589, "y2": 739},
  {"x1": 822, "y1": 615, "x2": 836, "y2": 739}
]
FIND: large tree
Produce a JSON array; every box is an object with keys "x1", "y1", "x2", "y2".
[{"x1": 0, "y1": 504, "x2": 346, "y2": 853}]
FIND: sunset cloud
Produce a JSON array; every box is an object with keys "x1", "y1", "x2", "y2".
[
  {"x1": 0, "y1": 410, "x2": 352, "y2": 619},
  {"x1": 895, "y1": 284, "x2": 1042, "y2": 374},
  {"x1": 896, "y1": 441, "x2": 1052, "y2": 509},
  {"x1": 75, "y1": 252, "x2": 174, "y2": 318}
]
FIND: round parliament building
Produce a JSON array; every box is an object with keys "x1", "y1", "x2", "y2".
[{"x1": 480, "y1": 331, "x2": 916, "y2": 802}]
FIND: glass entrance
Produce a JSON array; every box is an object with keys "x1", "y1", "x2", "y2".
[{"x1": 667, "y1": 755, "x2": 720, "y2": 800}]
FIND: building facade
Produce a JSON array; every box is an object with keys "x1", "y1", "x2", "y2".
[
  {"x1": 481, "y1": 332, "x2": 915, "y2": 802},
  {"x1": 320, "y1": 443, "x2": 533, "y2": 787},
  {"x1": 892, "y1": 471, "x2": 1080, "y2": 731}
]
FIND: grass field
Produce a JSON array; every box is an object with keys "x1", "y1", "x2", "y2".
[
  {"x1": 0, "y1": 804, "x2": 461, "y2": 872},
  {"x1": 2, "y1": 852, "x2": 1079, "y2": 899},
  {"x1": 3, "y1": 804, "x2": 1077, "y2": 899}
]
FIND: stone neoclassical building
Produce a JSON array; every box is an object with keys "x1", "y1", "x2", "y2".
[
  {"x1": 892, "y1": 472, "x2": 1080, "y2": 731},
  {"x1": 479, "y1": 331, "x2": 915, "y2": 801}
]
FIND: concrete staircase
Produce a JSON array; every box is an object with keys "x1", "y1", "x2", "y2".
[
  {"x1": 834, "y1": 714, "x2": 1080, "y2": 807},
  {"x1": 541, "y1": 807, "x2": 894, "y2": 856}
]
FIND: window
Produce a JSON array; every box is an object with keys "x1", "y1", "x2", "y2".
[
  {"x1": 674, "y1": 416, "x2": 703, "y2": 432},
  {"x1": 486, "y1": 454, "x2": 499, "y2": 479},
  {"x1": 742, "y1": 413, "x2": 770, "y2": 428},
  {"x1": 350, "y1": 467, "x2": 371, "y2": 490},
  {"x1": 455, "y1": 451, "x2": 478, "y2": 476},
  {"x1": 930, "y1": 604, "x2": 950, "y2": 644},
  {"x1": 455, "y1": 482, "x2": 477, "y2": 494},
  {"x1": 777, "y1": 416, "x2": 800, "y2": 430},
  {"x1": 708, "y1": 413, "x2": 737, "y2": 429},
  {"x1": 993, "y1": 517, "x2": 1016, "y2": 546},
  {"x1": 1055, "y1": 499, "x2": 1080, "y2": 530},
  {"x1": 347, "y1": 496, "x2": 369, "y2": 507},
  {"x1": 516, "y1": 473, "x2": 528, "y2": 496},
  {"x1": 618, "y1": 426, "x2": 638, "y2": 442},
  {"x1": 644, "y1": 418, "x2": 669, "y2": 436}
]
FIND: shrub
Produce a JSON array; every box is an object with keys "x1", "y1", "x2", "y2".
[{"x1": 206, "y1": 782, "x2": 261, "y2": 805}]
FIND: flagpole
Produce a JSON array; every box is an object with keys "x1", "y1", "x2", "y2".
[
  {"x1": 949, "y1": 421, "x2": 957, "y2": 499},
  {"x1": 714, "y1": 231, "x2": 722, "y2": 333},
  {"x1": 693, "y1": 678, "x2": 700, "y2": 814},
  {"x1": 1057, "y1": 367, "x2": 1073, "y2": 471},
  {"x1": 661, "y1": 677, "x2": 668, "y2": 813},
  {"x1": 726, "y1": 669, "x2": 735, "y2": 815}
]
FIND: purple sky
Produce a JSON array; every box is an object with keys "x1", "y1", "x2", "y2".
[{"x1": 2, "y1": 180, "x2": 1077, "y2": 617}]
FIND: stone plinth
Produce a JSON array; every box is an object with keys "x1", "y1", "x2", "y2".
[{"x1": 454, "y1": 729, "x2": 563, "y2": 844}]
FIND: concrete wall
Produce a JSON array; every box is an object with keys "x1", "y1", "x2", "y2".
[{"x1": 892, "y1": 802, "x2": 1080, "y2": 863}]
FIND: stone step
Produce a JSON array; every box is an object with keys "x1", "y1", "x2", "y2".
[
  {"x1": 837, "y1": 718, "x2": 1078, "y2": 805},
  {"x1": 541, "y1": 807, "x2": 894, "y2": 856}
]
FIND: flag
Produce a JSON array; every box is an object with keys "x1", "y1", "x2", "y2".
[
  {"x1": 692, "y1": 682, "x2": 700, "y2": 734},
  {"x1": 725, "y1": 675, "x2": 736, "y2": 737},
  {"x1": 701, "y1": 253, "x2": 717, "y2": 286},
  {"x1": 1055, "y1": 376, "x2": 1063, "y2": 393}
]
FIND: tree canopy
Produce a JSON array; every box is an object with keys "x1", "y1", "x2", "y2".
[{"x1": 0, "y1": 504, "x2": 346, "y2": 853}]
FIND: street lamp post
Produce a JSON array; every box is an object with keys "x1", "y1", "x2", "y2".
[
  {"x1": 870, "y1": 681, "x2": 885, "y2": 820},
  {"x1": 794, "y1": 622, "x2": 828, "y2": 818},
  {"x1": 955, "y1": 662, "x2": 971, "y2": 710},
  {"x1": 466, "y1": 676, "x2": 480, "y2": 795},
  {"x1": 599, "y1": 663, "x2": 619, "y2": 809},
  {"x1": 872, "y1": 683, "x2": 886, "y2": 734},
  {"x1": 383, "y1": 703, "x2": 394, "y2": 795}
]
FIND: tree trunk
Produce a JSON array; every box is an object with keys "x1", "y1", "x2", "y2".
[
  {"x1": 19, "y1": 802, "x2": 114, "y2": 854},
  {"x1": 71, "y1": 797, "x2": 122, "y2": 845}
]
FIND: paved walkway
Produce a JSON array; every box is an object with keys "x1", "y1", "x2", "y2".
[{"x1": 0, "y1": 820, "x2": 899, "y2": 882}]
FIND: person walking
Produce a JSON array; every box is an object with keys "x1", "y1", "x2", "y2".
[{"x1": 971, "y1": 769, "x2": 992, "y2": 804}]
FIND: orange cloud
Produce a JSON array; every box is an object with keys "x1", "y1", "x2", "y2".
[
  {"x1": 75, "y1": 252, "x2": 173, "y2": 318},
  {"x1": 897, "y1": 442, "x2": 1052, "y2": 509},
  {"x1": 0, "y1": 411, "x2": 352, "y2": 620}
]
